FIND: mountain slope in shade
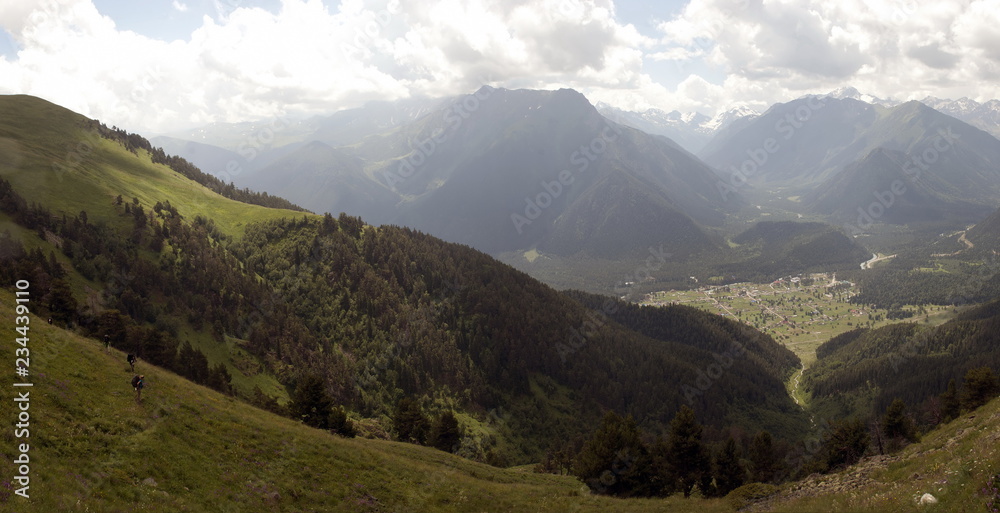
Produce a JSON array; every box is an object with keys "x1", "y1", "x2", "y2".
[
  {"x1": 243, "y1": 140, "x2": 401, "y2": 223},
  {"x1": 388, "y1": 88, "x2": 735, "y2": 257},
  {"x1": 149, "y1": 135, "x2": 245, "y2": 179},
  {"x1": 702, "y1": 98, "x2": 1000, "y2": 225},
  {"x1": 249, "y1": 86, "x2": 739, "y2": 258},
  {"x1": 805, "y1": 147, "x2": 992, "y2": 226},
  {"x1": 699, "y1": 96, "x2": 879, "y2": 185},
  {"x1": 966, "y1": 205, "x2": 1000, "y2": 253}
]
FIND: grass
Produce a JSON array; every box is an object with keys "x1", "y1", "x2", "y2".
[
  {"x1": 4, "y1": 287, "x2": 998, "y2": 512},
  {"x1": 0, "y1": 94, "x2": 308, "y2": 240},
  {"x1": 767, "y1": 396, "x2": 1000, "y2": 512},
  {"x1": 0, "y1": 288, "x2": 737, "y2": 512}
]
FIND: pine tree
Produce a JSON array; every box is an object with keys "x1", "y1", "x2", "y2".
[
  {"x1": 428, "y1": 410, "x2": 462, "y2": 452},
  {"x1": 574, "y1": 411, "x2": 654, "y2": 497},
  {"x1": 714, "y1": 436, "x2": 746, "y2": 496},
  {"x1": 882, "y1": 398, "x2": 917, "y2": 445},
  {"x1": 47, "y1": 278, "x2": 77, "y2": 324},
  {"x1": 961, "y1": 367, "x2": 999, "y2": 412},
  {"x1": 665, "y1": 405, "x2": 712, "y2": 498},
  {"x1": 748, "y1": 431, "x2": 776, "y2": 483},
  {"x1": 940, "y1": 378, "x2": 960, "y2": 422},
  {"x1": 393, "y1": 397, "x2": 429, "y2": 444},
  {"x1": 823, "y1": 418, "x2": 869, "y2": 471},
  {"x1": 289, "y1": 375, "x2": 333, "y2": 429}
]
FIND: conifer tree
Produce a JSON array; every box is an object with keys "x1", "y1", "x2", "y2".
[
  {"x1": 822, "y1": 418, "x2": 869, "y2": 471},
  {"x1": 47, "y1": 278, "x2": 77, "y2": 324},
  {"x1": 940, "y1": 378, "x2": 960, "y2": 422},
  {"x1": 748, "y1": 431, "x2": 776, "y2": 483},
  {"x1": 428, "y1": 410, "x2": 462, "y2": 452},
  {"x1": 665, "y1": 405, "x2": 712, "y2": 498},
  {"x1": 882, "y1": 398, "x2": 918, "y2": 445},
  {"x1": 393, "y1": 397, "x2": 429, "y2": 444},
  {"x1": 290, "y1": 375, "x2": 333, "y2": 429},
  {"x1": 714, "y1": 436, "x2": 746, "y2": 496},
  {"x1": 574, "y1": 411, "x2": 654, "y2": 497},
  {"x1": 329, "y1": 406, "x2": 356, "y2": 438},
  {"x1": 961, "y1": 367, "x2": 999, "y2": 412}
]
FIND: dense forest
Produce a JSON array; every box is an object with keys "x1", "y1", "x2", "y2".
[
  {"x1": 804, "y1": 300, "x2": 1000, "y2": 424},
  {"x1": 230, "y1": 217, "x2": 809, "y2": 458}
]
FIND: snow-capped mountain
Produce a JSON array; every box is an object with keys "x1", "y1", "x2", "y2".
[
  {"x1": 824, "y1": 86, "x2": 901, "y2": 107},
  {"x1": 702, "y1": 105, "x2": 760, "y2": 132},
  {"x1": 919, "y1": 96, "x2": 1000, "y2": 139},
  {"x1": 596, "y1": 103, "x2": 758, "y2": 153}
]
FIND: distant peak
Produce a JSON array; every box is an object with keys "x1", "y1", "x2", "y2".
[
  {"x1": 822, "y1": 87, "x2": 898, "y2": 107},
  {"x1": 475, "y1": 84, "x2": 497, "y2": 95}
]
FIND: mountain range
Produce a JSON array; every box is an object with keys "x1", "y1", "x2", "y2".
[
  {"x1": 3, "y1": 84, "x2": 1000, "y2": 511},
  {"x1": 0, "y1": 93, "x2": 807, "y2": 464},
  {"x1": 151, "y1": 86, "x2": 1000, "y2": 257},
  {"x1": 701, "y1": 96, "x2": 1000, "y2": 228}
]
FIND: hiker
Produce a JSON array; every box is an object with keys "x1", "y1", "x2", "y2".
[
  {"x1": 132, "y1": 374, "x2": 145, "y2": 403},
  {"x1": 127, "y1": 353, "x2": 137, "y2": 372},
  {"x1": 104, "y1": 334, "x2": 110, "y2": 353}
]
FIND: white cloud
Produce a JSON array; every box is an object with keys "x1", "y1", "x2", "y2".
[
  {"x1": 0, "y1": 0, "x2": 996, "y2": 132},
  {"x1": 0, "y1": 0, "x2": 654, "y2": 132},
  {"x1": 652, "y1": 0, "x2": 1000, "y2": 111},
  {"x1": 172, "y1": 1, "x2": 188, "y2": 13}
]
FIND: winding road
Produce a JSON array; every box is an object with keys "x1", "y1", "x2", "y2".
[
  {"x1": 931, "y1": 230, "x2": 974, "y2": 257},
  {"x1": 860, "y1": 253, "x2": 897, "y2": 270}
]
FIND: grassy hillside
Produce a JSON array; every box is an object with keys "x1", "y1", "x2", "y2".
[
  {"x1": 0, "y1": 289, "x2": 734, "y2": 512},
  {"x1": 0, "y1": 94, "x2": 304, "y2": 239},
  {"x1": 4, "y1": 288, "x2": 998, "y2": 512},
  {"x1": 763, "y1": 395, "x2": 1000, "y2": 512}
]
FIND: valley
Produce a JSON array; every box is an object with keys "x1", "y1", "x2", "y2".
[
  {"x1": 641, "y1": 273, "x2": 956, "y2": 406},
  {"x1": 3, "y1": 71, "x2": 1000, "y2": 513},
  {"x1": 5, "y1": 1, "x2": 1000, "y2": 510}
]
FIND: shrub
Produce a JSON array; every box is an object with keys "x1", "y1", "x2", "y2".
[{"x1": 726, "y1": 483, "x2": 778, "y2": 511}]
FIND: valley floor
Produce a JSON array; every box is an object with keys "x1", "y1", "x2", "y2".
[{"x1": 641, "y1": 274, "x2": 955, "y2": 406}]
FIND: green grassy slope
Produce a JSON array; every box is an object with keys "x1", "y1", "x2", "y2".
[
  {"x1": 0, "y1": 289, "x2": 734, "y2": 512},
  {"x1": 0, "y1": 94, "x2": 305, "y2": 239},
  {"x1": 4, "y1": 287, "x2": 998, "y2": 512},
  {"x1": 765, "y1": 396, "x2": 1000, "y2": 512}
]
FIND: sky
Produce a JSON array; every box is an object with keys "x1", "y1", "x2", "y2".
[{"x1": 1, "y1": 0, "x2": 998, "y2": 134}]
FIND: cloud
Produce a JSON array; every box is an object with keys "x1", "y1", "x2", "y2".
[
  {"x1": 172, "y1": 1, "x2": 188, "y2": 13},
  {"x1": 653, "y1": 0, "x2": 998, "y2": 110},
  {"x1": 0, "y1": 0, "x2": 995, "y2": 132},
  {"x1": 0, "y1": 0, "x2": 653, "y2": 132}
]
